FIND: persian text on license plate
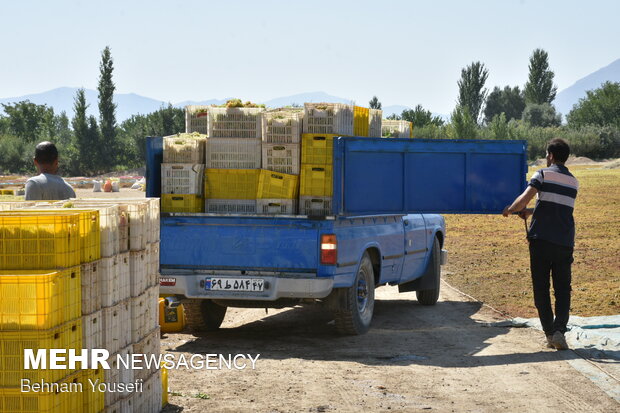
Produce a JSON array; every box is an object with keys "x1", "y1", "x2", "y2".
[{"x1": 205, "y1": 278, "x2": 265, "y2": 292}]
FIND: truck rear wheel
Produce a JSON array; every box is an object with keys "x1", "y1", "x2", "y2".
[
  {"x1": 333, "y1": 252, "x2": 375, "y2": 335},
  {"x1": 416, "y1": 237, "x2": 441, "y2": 305},
  {"x1": 181, "y1": 299, "x2": 227, "y2": 333}
]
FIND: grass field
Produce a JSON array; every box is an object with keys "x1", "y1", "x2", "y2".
[{"x1": 443, "y1": 164, "x2": 620, "y2": 317}]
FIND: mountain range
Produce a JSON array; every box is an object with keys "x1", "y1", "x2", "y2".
[{"x1": 1, "y1": 58, "x2": 618, "y2": 122}]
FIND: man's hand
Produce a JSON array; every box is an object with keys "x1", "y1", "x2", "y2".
[
  {"x1": 518, "y1": 208, "x2": 534, "y2": 220},
  {"x1": 502, "y1": 205, "x2": 512, "y2": 217}
]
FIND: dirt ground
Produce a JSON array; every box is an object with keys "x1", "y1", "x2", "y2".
[{"x1": 160, "y1": 281, "x2": 619, "y2": 413}]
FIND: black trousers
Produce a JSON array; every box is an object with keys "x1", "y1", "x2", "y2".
[{"x1": 529, "y1": 239, "x2": 573, "y2": 335}]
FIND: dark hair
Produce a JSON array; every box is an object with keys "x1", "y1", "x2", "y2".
[
  {"x1": 546, "y1": 138, "x2": 570, "y2": 163},
  {"x1": 34, "y1": 141, "x2": 59, "y2": 164}
]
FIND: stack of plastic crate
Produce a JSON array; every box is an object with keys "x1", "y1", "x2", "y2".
[
  {"x1": 382, "y1": 119, "x2": 413, "y2": 138},
  {"x1": 161, "y1": 133, "x2": 207, "y2": 213},
  {"x1": 259, "y1": 109, "x2": 303, "y2": 214},
  {"x1": 199, "y1": 105, "x2": 264, "y2": 214},
  {"x1": 369, "y1": 109, "x2": 383, "y2": 137},
  {"x1": 0, "y1": 210, "x2": 102, "y2": 412}
]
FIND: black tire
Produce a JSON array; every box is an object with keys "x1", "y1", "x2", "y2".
[
  {"x1": 416, "y1": 237, "x2": 441, "y2": 305},
  {"x1": 333, "y1": 252, "x2": 375, "y2": 335},
  {"x1": 181, "y1": 299, "x2": 227, "y2": 333}
]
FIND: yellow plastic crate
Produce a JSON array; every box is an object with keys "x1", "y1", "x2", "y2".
[
  {"x1": 79, "y1": 368, "x2": 105, "y2": 413},
  {"x1": 257, "y1": 170, "x2": 299, "y2": 199},
  {"x1": 0, "y1": 319, "x2": 82, "y2": 387},
  {"x1": 8, "y1": 209, "x2": 101, "y2": 263},
  {"x1": 300, "y1": 164, "x2": 333, "y2": 196},
  {"x1": 0, "y1": 267, "x2": 81, "y2": 331},
  {"x1": 301, "y1": 134, "x2": 339, "y2": 165},
  {"x1": 161, "y1": 194, "x2": 203, "y2": 213},
  {"x1": 205, "y1": 169, "x2": 260, "y2": 200},
  {"x1": 0, "y1": 372, "x2": 81, "y2": 413},
  {"x1": 0, "y1": 214, "x2": 80, "y2": 270},
  {"x1": 354, "y1": 106, "x2": 369, "y2": 137},
  {"x1": 162, "y1": 364, "x2": 169, "y2": 407}
]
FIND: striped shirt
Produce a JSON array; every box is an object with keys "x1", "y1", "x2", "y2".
[{"x1": 528, "y1": 164, "x2": 579, "y2": 248}]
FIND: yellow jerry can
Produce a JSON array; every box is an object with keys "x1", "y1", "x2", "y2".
[{"x1": 159, "y1": 296, "x2": 186, "y2": 333}]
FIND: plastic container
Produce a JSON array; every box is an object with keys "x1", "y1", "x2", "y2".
[
  {"x1": 79, "y1": 367, "x2": 105, "y2": 413},
  {"x1": 184, "y1": 106, "x2": 210, "y2": 135},
  {"x1": 134, "y1": 370, "x2": 162, "y2": 413},
  {"x1": 161, "y1": 194, "x2": 203, "y2": 213},
  {"x1": 146, "y1": 285, "x2": 160, "y2": 332},
  {"x1": 162, "y1": 364, "x2": 169, "y2": 407},
  {"x1": 0, "y1": 201, "x2": 36, "y2": 211},
  {"x1": 382, "y1": 119, "x2": 413, "y2": 138},
  {"x1": 82, "y1": 310, "x2": 103, "y2": 350},
  {"x1": 205, "y1": 137, "x2": 262, "y2": 169},
  {"x1": 81, "y1": 261, "x2": 102, "y2": 315},
  {"x1": 163, "y1": 133, "x2": 206, "y2": 163},
  {"x1": 205, "y1": 199, "x2": 257, "y2": 214},
  {"x1": 257, "y1": 170, "x2": 299, "y2": 199},
  {"x1": 130, "y1": 249, "x2": 148, "y2": 297},
  {"x1": 301, "y1": 133, "x2": 339, "y2": 165},
  {"x1": 0, "y1": 267, "x2": 80, "y2": 330},
  {"x1": 354, "y1": 106, "x2": 370, "y2": 137},
  {"x1": 102, "y1": 300, "x2": 130, "y2": 355},
  {"x1": 303, "y1": 103, "x2": 354, "y2": 135},
  {"x1": 133, "y1": 327, "x2": 160, "y2": 381},
  {"x1": 118, "y1": 252, "x2": 131, "y2": 303},
  {"x1": 300, "y1": 164, "x2": 333, "y2": 196},
  {"x1": 145, "y1": 198, "x2": 160, "y2": 244},
  {"x1": 0, "y1": 372, "x2": 82, "y2": 413},
  {"x1": 0, "y1": 213, "x2": 80, "y2": 270},
  {"x1": 130, "y1": 293, "x2": 148, "y2": 343},
  {"x1": 262, "y1": 110, "x2": 303, "y2": 143},
  {"x1": 61, "y1": 204, "x2": 120, "y2": 257},
  {"x1": 205, "y1": 169, "x2": 259, "y2": 199},
  {"x1": 207, "y1": 107, "x2": 264, "y2": 139},
  {"x1": 262, "y1": 143, "x2": 300, "y2": 175},
  {"x1": 105, "y1": 345, "x2": 133, "y2": 406},
  {"x1": 257, "y1": 199, "x2": 298, "y2": 215},
  {"x1": 0, "y1": 319, "x2": 81, "y2": 386},
  {"x1": 161, "y1": 163, "x2": 205, "y2": 195},
  {"x1": 159, "y1": 297, "x2": 185, "y2": 334},
  {"x1": 299, "y1": 196, "x2": 333, "y2": 216},
  {"x1": 148, "y1": 242, "x2": 160, "y2": 288},
  {"x1": 100, "y1": 256, "x2": 119, "y2": 307},
  {"x1": 369, "y1": 109, "x2": 383, "y2": 137}
]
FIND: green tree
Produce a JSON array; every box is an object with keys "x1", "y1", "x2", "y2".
[
  {"x1": 401, "y1": 105, "x2": 445, "y2": 127},
  {"x1": 71, "y1": 88, "x2": 95, "y2": 175},
  {"x1": 369, "y1": 96, "x2": 382, "y2": 110},
  {"x1": 488, "y1": 113, "x2": 510, "y2": 138},
  {"x1": 98, "y1": 46, "x2": 117, "y2": 168},
  {"x1": 567, "y1": 81, "x2": 620, "y2": 128},
  {"x1": 522, "y1": 103, "x2": 561, "y2": 127},
  {"x1": 386, "y1": 113, "x2": 401, "y2": 120},
  {"x1": 524, "y1": 48, "x2": 557, "y2": 104},
  {"x1": 457, "y1": 61, "x2": 489, "y2": 125},
  {"x1": 484, "y1": 86, "x2": 526, "y2": 123},
  {"x1": 450, "y1": 106, "x2": 477, "y2": 138},
  {"x1": 0, "y1": 101, "x2": 56, "y2": 142}
]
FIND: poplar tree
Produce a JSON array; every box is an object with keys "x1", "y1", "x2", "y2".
[{"x1": 98, "y1": 46, "x2": 117, "y2": 168}]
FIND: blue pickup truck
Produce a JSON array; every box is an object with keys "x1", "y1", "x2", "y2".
[{"x1": 147, "y1": 137, "x2": 527, "y2": 335}]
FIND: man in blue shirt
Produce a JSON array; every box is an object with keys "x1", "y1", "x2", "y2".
[{"x1": 503, "y1": 138, "x2": 578, "y2": 350}]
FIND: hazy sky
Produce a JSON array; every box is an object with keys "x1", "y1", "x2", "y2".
[{"x1": 1, "y1": 0, "x2": 618, "y2": 114}]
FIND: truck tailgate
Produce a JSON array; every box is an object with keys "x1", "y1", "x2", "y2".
[{"x1": 160, "y1": 215, "x2": 321, "y2": 272}]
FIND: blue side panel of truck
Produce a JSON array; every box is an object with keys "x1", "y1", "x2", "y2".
[{"x1": 332, "y1": 138, "x2": 528, "y2": 215}]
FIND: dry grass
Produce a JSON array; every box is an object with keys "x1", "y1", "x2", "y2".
[{"x1": 443, "y1": 164, "x2": 620, "y2": 317}]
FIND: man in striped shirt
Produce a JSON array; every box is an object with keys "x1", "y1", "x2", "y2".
[{"x1": 503, "y1": 138, "x2": 578, "y2": 350}]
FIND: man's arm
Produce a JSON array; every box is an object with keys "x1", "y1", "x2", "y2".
[{"x1": 502, "y1": 186, "x2": 538, "y2": 217}]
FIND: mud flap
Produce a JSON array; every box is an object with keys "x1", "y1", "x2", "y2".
[{"x1": 398, "y1": 258, "x2": 438, "y2": 293}]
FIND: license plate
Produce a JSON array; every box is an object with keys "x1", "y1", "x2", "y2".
[{"x1": 205, "y1": 278, "x2": 265, "y2": 292}]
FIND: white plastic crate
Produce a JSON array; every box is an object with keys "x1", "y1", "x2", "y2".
[
  {"x1": 299, "y1": 196, "x2": 333, "y2": 216},
  {"x1": 118, "y1": 299, "x2": 131, "y2": 350},
  {"x1": 118, "y1": 252, "x2": 131, "y2": 302},
  {"x1": 130, "y1": 293, "x2": 148, "y2": 343},
  {"x1": 104, "y1": 400, "x2": 121, "y2": 413},
  {"x1": 163, "y1": 133, "x2": 206, "y2": 163},
  {"x1": 82, "y1": 310, "x2": 103, "y2": 350},
  {"x1": 147, "y1": 242, "x2": 160, "y2": 288},
  {"x1": 134, "y1": 370, "x2": 162, "y2": 413},
  {"x1": 120, "y1": 394, "x2": 135, "y2": 413},
  {"x1": 133, "y1": 327, "x2": 160, "y2": 382},
  {"x1": 102, "y1": 303, "x2": 122, "y2": 354},
  {"x1": 185, "y1": 106, "x2": 209, "y2": 135},
  {"x1": 369, "y1": 109, "x2": 383, "y2": 137},
  {"x1": 303, "y1": 103, "x2": 354, "y2": 135},
  {"x1": 257, "y1": 199, "x2": 298, "y2": 215},
  {"x1": 262, "y1": 143, "x2": 300, "y2": 175},
  {"x1": 146, "y1": 198, "x2": 160, "y2": 243},
  {"x1": 105, "y1": 345, "x2": 134, "y2": 406},
  {"x1": 262, "y1": 110, "x2": 303, "y2": 143},
  {"x1": 207, "y1": 106, "x2": 264, "y2": 139},
  {"x1": 161, "y1": 163, "x2": 205, "y2": 195},
  {"x1": 145, "y1": 285, "x2": 160, "y2": 331},
  {"x1": 129, "y1": 249, "x2": 149, "y2": 297},
  {"x1": 381, "y1": 119, "x2": 412, "y2": 138},
  {"x1": 81, "y1": 261, "x2": 102, "y2": 315},
  {"x1": 205, "y1": 137, "x2": 262, "y2": 169},
  {"x1": 100, "y1": 256, "x2": 119, "y2": 307},
  {"x1": 205, "y1": 199, "x2": 257, "y2": 214}
]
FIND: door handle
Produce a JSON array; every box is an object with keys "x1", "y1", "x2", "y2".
[{"x1": 404, "y1": 220, "x2": 409, "y2": 226}]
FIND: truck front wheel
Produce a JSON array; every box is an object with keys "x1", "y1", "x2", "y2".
[
  {"x1": 333, "y1": 252, "x2": 375, "y2": 335},
  {"x1": 182, "y1": 299, "x2": 227, "y2": 333}
]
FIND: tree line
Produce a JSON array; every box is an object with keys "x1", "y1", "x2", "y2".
[{"x1": 371, "y1": 48, "x2": 620, "y2": 160}]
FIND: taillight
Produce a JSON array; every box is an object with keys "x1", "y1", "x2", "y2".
[{"x1": 321, "y1": 234, "x2": 337, "y2": 265}]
